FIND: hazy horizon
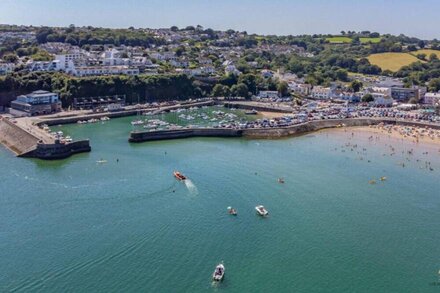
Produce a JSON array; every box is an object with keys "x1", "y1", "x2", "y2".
[{"x1": 1, "y1": 0, "x2": 440, "y2": 39}]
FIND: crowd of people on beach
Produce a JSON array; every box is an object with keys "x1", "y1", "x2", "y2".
[{"x1": 369, "y1": 123, "x2": 440, "y2": 143}]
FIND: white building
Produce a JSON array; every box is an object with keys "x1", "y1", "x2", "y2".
[
  {"x1": 54, "y1": 55, "x2": 77, "y2": 73},
  {"x1": 0, "y1": 62, "x2": 15, "y2": 75},
  {"x1": 424, "y1": 92, "x2": 440, "y2": 105},
  {"x1": 73, "y1": 66, "x2": 139, "y2": 77},
  {"x1": 261, "y1": 69, "x2": 274, "y2": 78},
  {"x1": 198, "y1": 58, "x2": 213, "y2": 65},
  {"x1": 258, "y1": 91, "x2": 279, "y2": 99},
  {"x1": 200, "y1": 66, "x2": 215, "y2": 75},
  {"x1": 225, "y1": 64, "x2": 240, "y2": 75},
  {"x1": 372, "y1": 93, "x2": 393, "y2": 107},
  {"x1": 311, "y1": 86, "x2": 331, "y2": 99},
  {"x1": 27, "y1": 60, "x2": 62, "y2": 72},
  {"x1": 169, "y1": 59, "x2": 189, "y2": 68},
  {"x1": 289, "y1": 82, "x2": 312, "y2": 96}
]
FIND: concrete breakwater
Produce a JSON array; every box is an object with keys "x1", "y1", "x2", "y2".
[
  {"x1": 129, "y1": 128, "x2": 243, "y2": 142},
  {"x1": 129, "y1": 118, "x2": 439, "y2": 143}
]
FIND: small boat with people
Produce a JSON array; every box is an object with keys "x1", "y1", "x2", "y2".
[
  {"x1": 173, "y1": 171, "x2": 187, "y2": 181},
  {"x1": 255, "y1": 205, "x2": 269, "y2": 216},
  {"x1": 212, "y1": 263, "x2": 225, "y2": 281},
  {"x1": 227, "y1": 207, "x2": 237, "y2": 216},
  {"x1": 278, "y1": 178, "x2": 285, "y2": 184}
]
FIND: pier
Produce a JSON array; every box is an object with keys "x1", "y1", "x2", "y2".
[{"x1": 128, "y1": 118, "x2": 440, "y2": 143}]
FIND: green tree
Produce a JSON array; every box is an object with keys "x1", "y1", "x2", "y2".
[
  {"x1": 238, "y1": 74, "x2": 258, "y2": 94},
  {"x1": 277, "y1": 81, "x2": 290, "y2": 97},
  {"x1": 175, "y1": 46, "x2": 185, "y2": 57},
  {"x1": 408, "y1": 97, "x2": 419, "y2": 104},
  {"x1": 429, "y1": 53, "x2": 439, "y2": 62},
  {"x1": 335, "y1": 69, "x2": 348, "y2": 81},
  {"x1": 416, "y1": 53, "x2": 426, "y2": 61},
  {"x1": 428, "y1": 78, "x2": 440, "y2": 92},
  {"x1": 349, "y1": 80, "x2": 363, "y2": 92},
  {"x1": 211, "y1": 84, "x2": 230, "y2": 97},
  {"x1": 361, "y1": 93, "x2": 374, "y2": 103},
  {"x1": 3, "y1": 53, "x2": 18, "y2": 63},
  {"x1": 231, "y1": 83, "x2": 249, "y2": 98}
]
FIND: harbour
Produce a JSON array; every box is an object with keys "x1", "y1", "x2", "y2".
[
  {"x1": 1, "y1": 120, "x2": 439, "y2": 292},
  {"x1": 2, "y1": 99, "x2": 440, "y2": 160}
]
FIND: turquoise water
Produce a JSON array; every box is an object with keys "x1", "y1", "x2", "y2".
[{"x1": 1, "y1": 117, "x2": 439, "y2": 292}]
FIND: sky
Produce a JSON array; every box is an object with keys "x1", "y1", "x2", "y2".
[{"x1": 1, "y1": 0, "x2": 440, "y2": 39}]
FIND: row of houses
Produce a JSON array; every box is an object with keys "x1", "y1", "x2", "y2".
[{"x1": 305, "y1": 84, "x2": 431, "y2": 106}]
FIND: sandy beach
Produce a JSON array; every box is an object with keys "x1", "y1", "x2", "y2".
[
  {"x1": 258, "y1": 111, "x2": 288, "y2": 119},
  {"x1": 327, "y1": 123, "x2": 440, "y2": 151}
]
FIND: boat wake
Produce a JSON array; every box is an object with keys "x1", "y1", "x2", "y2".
[{"x1": 184, "y1": 179, "x2": 198, "y2": 195}]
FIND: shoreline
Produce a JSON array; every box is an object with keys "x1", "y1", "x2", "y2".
[{"x1": 331, "y1": 124, "x2": 440, "y2": 147}]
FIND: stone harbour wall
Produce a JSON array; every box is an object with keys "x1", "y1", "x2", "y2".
[{"x1": 0, "y1": 118, "x2": 40, "y2": 155}]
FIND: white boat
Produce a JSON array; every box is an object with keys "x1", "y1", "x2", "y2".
[
  {"x1": 255, "y1": 205, "x2": 268, "y2": 216},
  {"x1": 131, "y1": 120, "x2": 144, "y2": 126},
  {"x1": 64, "y1": 136, "x2": 73, "y2": 143},
  {"x1": 212, "y1": 263, "x2": 225, "y2": 281}
]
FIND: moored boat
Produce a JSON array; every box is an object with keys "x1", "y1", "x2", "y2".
[
  {"x1": 212, "y1": 263, "x2": 225, "y2": 281},
  {"x1": 131, "y1": 120, "x2": 144, "y2": 126},
  {"x1": 255, "y1": 205, "x2": 268, "y2": 216},
  {"x1": 173, "y1": 171, "x2": 187, "y2": 181},
  {"x1": 245, "y1": 109, "x2": 258, "y2": 115}
]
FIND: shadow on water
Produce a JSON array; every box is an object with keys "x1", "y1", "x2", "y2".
[{"x1": 26, "y1": 151, "x2": 91, "y2": 170}]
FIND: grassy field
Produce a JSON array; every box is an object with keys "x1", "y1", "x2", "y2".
[
  {"x1": 412, "y1": 49, "x2": 440, "y2": 58},
  {"x1": 360, "y1": 37, "x2": 381, "y2": 44},
  {"x1": 367, "y1": 52, "x2": 422, "y2": 72},
  {"x1": 326, "y1": 37, "x2": 352, "y2": 43},
  {"x1": 326, "y1": 36, "x2": 382, "y2": 44}
]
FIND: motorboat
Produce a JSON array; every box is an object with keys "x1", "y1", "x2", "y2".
[
  {"x1": 212, "y1": 263, "x2": 225, "y2": 281},
  {"x1": 173, "y1": 171, "x2": 187, "y2": 181},
  {"x1": 227, "y1": 207, "x2": 237, "y2": 216},
  {"x1": 255, "y1": 205, "x2": 268, "y2": 216},
  {"x1": 64, "y1": 136, "x2": 73, "y2": 143},
  {"x1": 278, "y1": 178, "x2": 285, "y2": 184},
  {"x1": 131, "y1": 120, "x2": 144, "y2": 126},
  {"x1": 96, "y1": 159, "x2": 107, "y2": 164}
]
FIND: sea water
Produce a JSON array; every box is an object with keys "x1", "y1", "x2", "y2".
[{"x1": 0, "y1": 117, "x2": 439, "y2": 292}]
